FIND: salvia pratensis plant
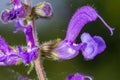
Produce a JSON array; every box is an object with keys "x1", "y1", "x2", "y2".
[{"x1": 0, "y1": 0, "x2": 114, "y2": 80}]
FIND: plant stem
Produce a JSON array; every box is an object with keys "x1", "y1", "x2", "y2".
[{"x1": 25, "y1": 0, "x2": 47, "y2": 80}]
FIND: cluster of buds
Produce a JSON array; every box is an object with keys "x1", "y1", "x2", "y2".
[{"x1": 0, "y1": 0, "x2": 114, "y2": 80}]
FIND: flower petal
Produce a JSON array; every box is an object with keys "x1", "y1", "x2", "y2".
[
  {"x1": 0, "y1": 36, "x2": 12, "y2": 53},
  {"x1": 0, "y1": 9, "x2": 17, "y2": 23},
  {"x1": 80, "y1": 32, "x2": 106, "y2": 60},
  {"x1": 14, "y1": 19, "x2": 25, "y2": 33},
  {"x1": 15, "y1": 6, "x2": 26, "y2": 18},
  {"x1": 65, "y1": 6, "x2": 98, "y2": 42},
  {"x1": 0, "y1": 37, "x2": 20, "y2": 66},
  {"x1": 93, "y1": 36, "x2": 106, "y2": 54},
  {"x1": 65, "y1": 6, "x2": 114, "y2": 42},
  {"x1": 18, "y1": 46, "x2": 38, "y2": 64},
  {"x1": 54, "y1": 40, "x2": 79, "y2": 60},
  {"x1": 66, "y1": 73, "x2": 92, "y2": 80},
  {"x1": 25, "y1": 25, "x2": 35, "y2": 47}
]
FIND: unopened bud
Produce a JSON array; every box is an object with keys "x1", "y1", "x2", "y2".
[{"x1": 34, "y1": 1, "x2": 53, "y2": 18}]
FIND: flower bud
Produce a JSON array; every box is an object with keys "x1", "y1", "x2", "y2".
[{"x1": 34, "y1": 1, "x2": 53, "y2": 18}]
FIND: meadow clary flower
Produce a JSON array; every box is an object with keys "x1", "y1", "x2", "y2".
[
  {"x1": 16, "y1": 75, "x2": 30, "y2": 80},
  {"x1": 0, "y1": 36, "x2": 20, "y2": 66},
  {"x1": 66, "y1": 73, "x2": 92, "y2": 80},
  {"x1": 14, "y1": 20, "x2": 38, "y2": 64},
  {"x1": 18, "y1": 25, "x2": 38, "y2": 64},
  {"x1": 0, "y1": 22, "x2": 38, "y2": 65},
  {"x1": 52, "y1": 6, "x2": 114, "y2": 60},
  {"x1": 11, "y1": 0, "x2": 26, "y2": 18},
  {"x1": 0, "y1": 0, "x2": 26, "y2": 23}
]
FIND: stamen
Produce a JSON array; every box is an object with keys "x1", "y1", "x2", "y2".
[
  {"x1": 84, "y1": 76, "x2": 93, "y2": 80},
  {"x1": 98, "y1": 14, "x2": 115, "y2": 36}
]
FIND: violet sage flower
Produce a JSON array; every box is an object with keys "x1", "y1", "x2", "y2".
[
  {"x1": 66, "y1": 73, "x2": 92, "y2": 80},
  {"x1": 14, "y1": 20, "x2": 38, "y2": 64},
  {"x1": 16, "y1": 75, "x2": 30, "y2": 80},
  {"x1": 0, "y1": 36, "x2": 20, "y2": 66},
  {"x1": 51, "y1": 6, "x2": 114, "y2": 60},
  {"x1": 0, "y1": 19, "x2": 38, "y2": 65},
  {"x1": 12, "y1": 0, "x2": 26, "y2": 18},
  {"x1": 19, "y1": 25, "x2": 38, "y2": 64},
  {"x1": 0, "y1": 0, "x2": 26, "y2": 23}
]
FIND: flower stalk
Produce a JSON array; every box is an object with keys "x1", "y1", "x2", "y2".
[{"x1": 25, "y1": 0, "x2": 46, "y2": 80}]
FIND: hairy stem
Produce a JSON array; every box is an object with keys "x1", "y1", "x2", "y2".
[{"x1": 25, "y1": 0, "x2": 47, "y2": 80}]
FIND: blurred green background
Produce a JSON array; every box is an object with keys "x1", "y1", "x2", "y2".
[{"x1": 0, "y1": 0, "x2": 120, "y2": 80}]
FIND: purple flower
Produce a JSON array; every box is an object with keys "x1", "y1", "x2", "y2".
[
  {"x1": 14, "y1": 19, "x2": 25, "y2": 33},
  {"x1": 52, "y1": 6, "x2": 114, "y2": 60},
  {"x1": 53, "y1": 40, "x2": 79, "y2": 60},
  {"x1": 66, "y1": 6, "x2": 114, "y2": 41},
  {"x1": 66, "y1": 73, "x2": 92, "y2": 80},
  {"x1": 80, "y1": 33, "x2": 106, "y2": 60},
  {"x1": 0, "y1": 25, "x2": 38, "y2": 65},
  {"x1": 14, "y1": 20, "x2": 36, "y2": 48},
  {"x1": 16, "y1": 75, "x2": 30, "y2": 80},
  {"x1": 0, "y1": 0, "x2": 26, "y2": 23},
  {"x1": 24, "y1": 25, "x2": 38, "y2": 58},
  {"x1": 11, "y1": 0, "x2": 22, "y2": 8},
  {"x1": 24, "y1": 25, "x2": 35, "y2": 48},
  {"x1": 19, "y1": 25, "x2": 38, "y2": 64},
  {"x1": 34, "y1": 1, "x2": 53, "y2": 18},
  {"x1": 1, "y1": 9, "x2": 17, "y2": 23},
  {"x1": 14, "y1": 20, "x2": 38, "y2": 64},
  {"x1": 17, "y1": 46, "x2": 38, "y2": 64},
  {"x1": 0, "y1": 36, "x2": 20, "y2": 66}
]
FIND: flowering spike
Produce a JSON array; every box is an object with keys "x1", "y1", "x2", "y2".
[
  {"x1": 80, "y1": 32, "x2": 106, "y2": 60},
  {"x1": 66, "y1": 73, "x2": 92, "y2": 80}
]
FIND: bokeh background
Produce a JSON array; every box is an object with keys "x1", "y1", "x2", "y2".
[{"x1": 0, "y1": 0, "x2": 120, "y2": 80}]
